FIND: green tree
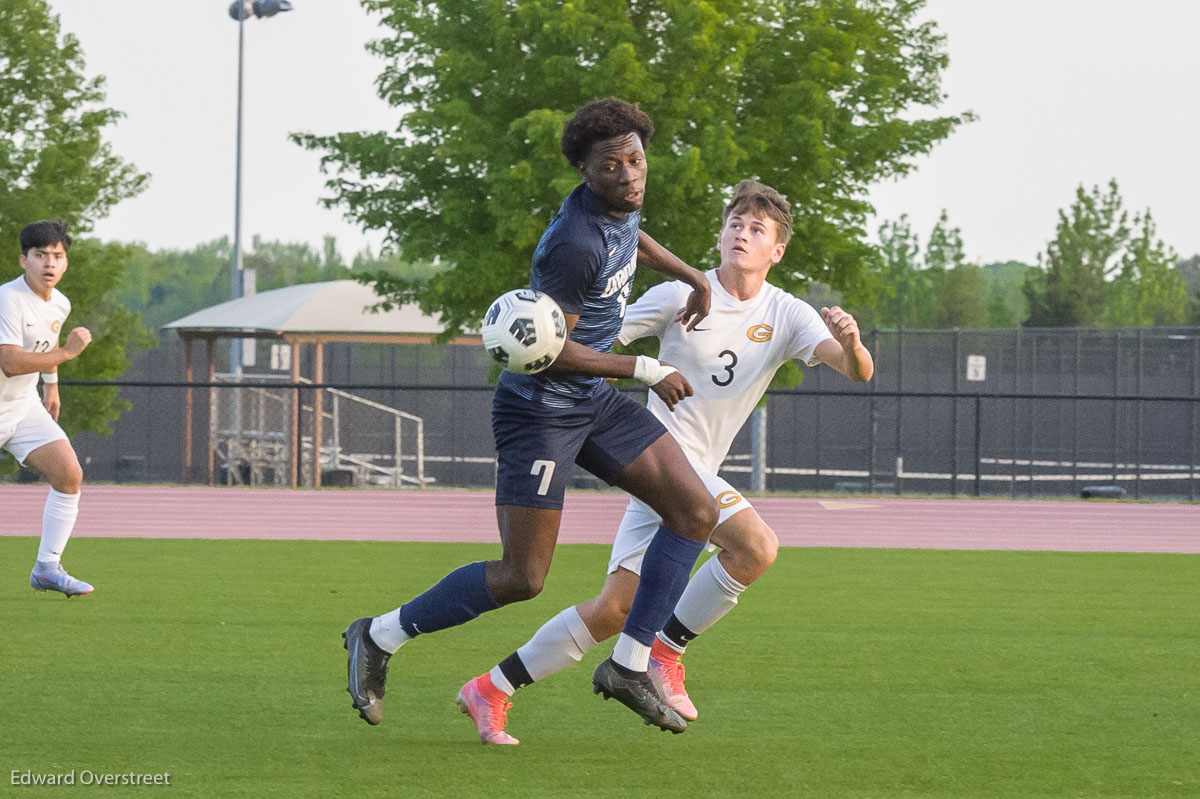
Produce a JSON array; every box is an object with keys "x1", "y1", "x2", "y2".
[
  {"x1": 1177, "y1": 255, "x2": 1200, "y2": 295},
  {"x1": 245, "y1": 235, "x2": 350, "y2": 289},
  {"x1": 982, "y1": 261, "x2": 1033, "y2": 328},
  {"x1": 114, "y1": 239, "x2": 232, "y2": 331},
  {"x1": 1176, "y1": 254, "x2": 1200, "y2": 324},
  {"x1": 924, "y1": 210, "x2": 987, "y2": 328},
  {"x1": 924, "y1": 209, "x2": 966, "y2": 272},
  {"x1": 1024, "y1": 181, "x2": 1187, "y2": 327},
  {"x1": 296, "y1": 0, "x2": 967, "y2": 334},
  {"x1": 1022, "y1": 180, "x2": 1125, "y2": 327},
  {"x1": 932, "y1": 264, "x2": 988, "y2": 328},
  {"x1": 0, "y1": 0, "x2": 151, "y2": 442},
  {"x1": 867, "y1": 210, "x2": 987, "y2": 329},
  {"x1": 868, "y1": 214, "x2": 927, "y2": 328},
  {"x1": 56, "y1": 240, "x2": 157, "y2": 435},
  {"x1": 1103, "y1": 212, "x2": 1187, "y2": 326},
  {"x1": 115, "y1": 237, "x2": 439, "y2": 331}
]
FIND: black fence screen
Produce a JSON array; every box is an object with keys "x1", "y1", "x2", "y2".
[{"x1": 4, "y1": 326, "x2": 1196, "y2": 501}]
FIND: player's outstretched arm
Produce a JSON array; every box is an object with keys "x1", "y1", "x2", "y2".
[
  {"x1": 545, "y1": 314, "x2": 694, "y2": 410},
  {"x1": 814, "y1": 307, "x2": 873, "y2": 382},
  {"x1": 0, "y1": 326, "x2": 91, "y2": 378},
  {"x1": 636, "y1": 230, "x2": 710, "y2": 330}
]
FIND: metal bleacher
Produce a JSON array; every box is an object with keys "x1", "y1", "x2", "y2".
[{"x1": 210, "y1": 373, "x2": 429, "y2": 488}]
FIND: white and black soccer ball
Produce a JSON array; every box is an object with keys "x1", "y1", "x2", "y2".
[{"x1": 481, "y1": 289, "x2": 567, "y2": 374}]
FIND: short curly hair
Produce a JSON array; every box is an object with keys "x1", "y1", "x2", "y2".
[
  {"x1": 561, "y1": 98, "x2": 655, "y2": 166},
  {"x1": 723, "y1": 180, "x2": 793, "y2": 244},
  {"x1": 19, "y1": 218, "x2": 72, "y2": 254}
]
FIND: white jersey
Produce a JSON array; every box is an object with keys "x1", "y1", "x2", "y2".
[
  {"x1": 619, "y1": 269, "x2": 832, "y2": 474},
  {"x1": 0, "y1": 275, "x2": 71, "y2": 429}
]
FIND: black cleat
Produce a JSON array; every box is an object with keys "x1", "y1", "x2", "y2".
[
  {"x1": 592, "y1": 657, "x2": 687, "y2": 734},
  {"x1": 343, "y1": 617, "x2": 391, "y2": 725}
]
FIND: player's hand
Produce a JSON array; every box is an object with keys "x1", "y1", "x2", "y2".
[
  {"x1": 650, "y1": 367, "x2": 693, "y2": 412},
  {"x1": 820, "y1": 306, "x2": 860, "y2": 349},
  {"x1": 64, "y1": 327, "x2": 92, "y2": 357},
  {"x1": 42, "y1": 385, "x2": 61, "y2": 421},
  {"x1": 676, "y1": 280, "x2": 711, "y2": 331}
]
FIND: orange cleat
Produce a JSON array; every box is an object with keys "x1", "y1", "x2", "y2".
[
  {"x1": 456, "y1": 674, "x2": 519, "y2": 745},
  {"x1": 650, "y1": 638, "x2": 698, "y2": 721}
]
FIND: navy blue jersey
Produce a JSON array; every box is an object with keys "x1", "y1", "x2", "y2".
[{"x1": 500, "y1": 183, "x2": 639, "y2": 407}]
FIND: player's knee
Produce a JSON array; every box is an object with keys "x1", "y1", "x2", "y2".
[
  {"x1": 722, "y1": 520, "x2": 777, "y2": 580},
  {"x1": 55, "y1": 463, "x2": 83, "y2": 494},
  {"x1": 658, "y1": 491, "x2": 717, "y2": 541},
  {"x1": 672, "y1": 496, "x2": 718, "y2": 541},
  {"x1": 492, "y1": 570, "x2": 545, "y2": 604},
  {"x1": 747, "y1": 524, "x2": 778, "y2": 572}
]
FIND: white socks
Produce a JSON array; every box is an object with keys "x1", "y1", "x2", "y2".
[
  {"x1": 612, "y1": 633, "x2": 651, "y2": 672},
  {"x1": 486, "y1": 558, "x2": 751, "y2": 693},
  {"x1": 37, "y1": 488, "x2": 80, "y2": 564},
  {"x1": 369, "y1": 609, "x2": 411, "y2": 654},
  {"x1": 668, "y1": 555, "x2": 747, "y2": 641},
  {"x1": 493, "y1": 606, "x2": 598, "y2": 696}
]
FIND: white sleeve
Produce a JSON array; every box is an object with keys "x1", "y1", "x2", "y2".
[
  {"x1": 618, "y1": 281, "x2": 687, "y2": 345},
  {"x1": 0, "y1": 289, "x2": 24, "y2": 347},
  {"x1": 787, "y1": 298, "x2": 835, "y2": 366}
]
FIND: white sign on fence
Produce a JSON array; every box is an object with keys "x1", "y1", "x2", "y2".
[{"x1": 966, "y1": 354, "x2": 987, "y2": 382}]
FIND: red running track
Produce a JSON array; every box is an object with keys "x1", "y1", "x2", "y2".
[{"x1": 1, "y1": 485, "x2": 1197, "y2": 553}]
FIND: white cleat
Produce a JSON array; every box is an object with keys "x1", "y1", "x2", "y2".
[{"x1": 30, "y1": 563, "x2": 94, "y2": 597}]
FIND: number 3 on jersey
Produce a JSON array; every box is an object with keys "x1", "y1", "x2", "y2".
[
  {"x1": 530, "y1": 459, "x2": 556, "y2": 496},
  {"x1": 712, "y1": 350, "x2": 738, "y2": 387}
]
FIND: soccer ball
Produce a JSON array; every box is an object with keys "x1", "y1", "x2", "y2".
[{"x1": 481, "y1": 289, "x2": 567, "y2": 374}]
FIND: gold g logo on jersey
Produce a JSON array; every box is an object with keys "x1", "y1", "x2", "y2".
[
  {"x1": 716, "y1": 490, "x2": 743, "y2": 509},
  {"x1": 746, "y1": 324, "x2": 773, "y2": 342},
  {"x1": 50, "y1": 321, "x2": 61, "y2": 333}
]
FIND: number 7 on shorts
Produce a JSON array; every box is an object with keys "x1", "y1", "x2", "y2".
[{"x1": 530, "y1": 460, "x2": 555, "y2": 496}]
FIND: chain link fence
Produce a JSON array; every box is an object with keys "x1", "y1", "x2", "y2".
[{"x1": 5, "y1": 326, "x2": 1196, "y2": 500}]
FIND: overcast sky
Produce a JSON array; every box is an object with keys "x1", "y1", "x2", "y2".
[{"x1": 48, "y1": 0, "x2": 1200, "y2": 267}]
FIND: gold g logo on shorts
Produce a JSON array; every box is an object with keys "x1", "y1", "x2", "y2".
[
  {"x1": 716, "y1": 490, "x2": 743, "y2": 509},
  {"x1": 746, "y1": 324, "x2": 773, "y2": 343}
]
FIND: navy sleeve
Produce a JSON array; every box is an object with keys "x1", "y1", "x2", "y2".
[{"x1": 533, "y1": 239, "x2": 604, "y2": 317}]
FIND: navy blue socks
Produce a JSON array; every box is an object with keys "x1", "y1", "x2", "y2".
[
  {"x1": 399, "y1": 561, "x2": 499, "y2": 638},
  {"x1": 622, "y1": 526, "x2": 704, "y2": 645}
]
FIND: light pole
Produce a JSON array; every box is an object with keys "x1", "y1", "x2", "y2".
[{"x1": 227, "y1": 1, "x2": 293, "y2": 375}]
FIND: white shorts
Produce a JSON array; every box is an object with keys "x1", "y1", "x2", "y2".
[
  {"x1": 607, "y1": 467, "x2": 752, "y2": 576},
  {"x1": 0, "y1": 401, "x2": 68, "y2": 466}
]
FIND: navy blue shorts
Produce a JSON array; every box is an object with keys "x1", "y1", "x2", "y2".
[{"x1": 492, "y1": 381, "x2": 668, "y2": 510}]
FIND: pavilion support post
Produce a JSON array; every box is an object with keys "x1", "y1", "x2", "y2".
[
  {"x1": 290, "y1": 340, "x2": 301, "y2": 487},
  {"x1": 206, "y1": 338, "x2": 216, "y2": 486},
  {"x1": 183, "y1": 337, "x2": 194, "y2": 483},
  {"x1": 313, "y1": 343, "x2": 324, "y2": 488}
]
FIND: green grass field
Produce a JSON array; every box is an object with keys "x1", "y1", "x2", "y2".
[{"x1": 1, "y1": 537, "x2": 1196, "y2": 798}]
